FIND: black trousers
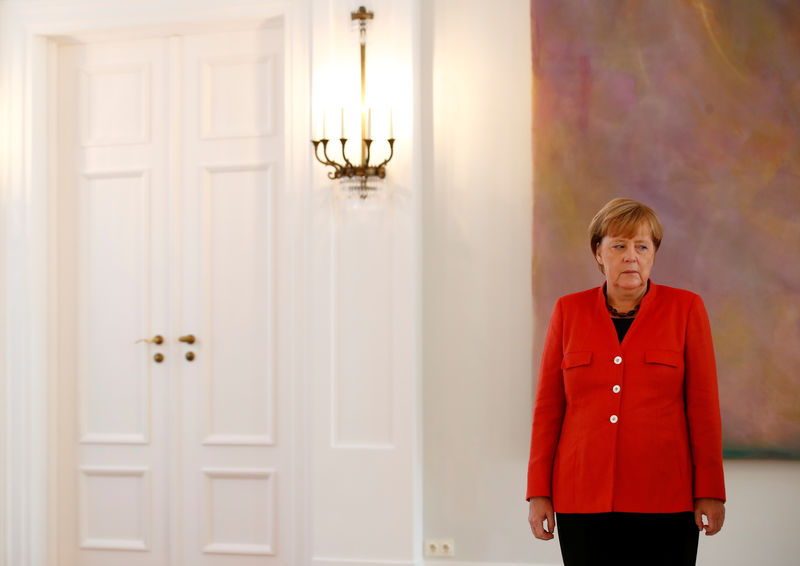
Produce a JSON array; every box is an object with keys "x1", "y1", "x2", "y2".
[{"x1": 556, "y1": 512, "x2": 699, "y2": 566}]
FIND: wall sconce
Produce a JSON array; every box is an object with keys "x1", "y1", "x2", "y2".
[{"x1": 312, "y1": 6, "x2": 395, "y2": 197}]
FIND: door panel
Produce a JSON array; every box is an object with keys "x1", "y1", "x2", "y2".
[
  {"x1": 58, "y1": 36, "x2": 171, "y2": 566},
  {"x1": 57, "y1": 22, "x2": 289, "y2": 566},
  {"x1": 179, "y1": 27, "x2": 287, "y2": 566},
  {"x1": 201, "y1": 166, "x2": 276, "y2": 446},
  {"x1": 79, "y1": 171, "x2": 152, "y2": 445}
]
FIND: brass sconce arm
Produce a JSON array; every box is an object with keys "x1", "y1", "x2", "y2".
[
  {"x1": 313, "y1": 139, "x2": 343, "y2": 179},
  {"x1": 375, "y1": 138, "x2": 395, "y2": 169}
]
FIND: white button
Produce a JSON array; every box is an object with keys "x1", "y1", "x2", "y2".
[
  {"x1": 612, "y1": 385, "x2": 621, "y2": 394},
  {"x1": 613, "y1": 356, "x2": 622, "y2": 365},
  {"x1": 610, "y1": 415, "x2": 619, "y2": 424}
]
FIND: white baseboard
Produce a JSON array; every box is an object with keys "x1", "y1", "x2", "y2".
[
  {"x1": 425, "y1": 562, "x2": 559, "y2": 566},
  {"x1": 313, "y1": 558, "x2": 416, "y2": 566},
  {"x1": 313, "y1": 557, "x2": 559, "y2": 566}
]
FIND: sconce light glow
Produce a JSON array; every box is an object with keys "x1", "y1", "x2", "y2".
[{"x1": 311, "y1": 6, "x2": 395, "y2": 198}]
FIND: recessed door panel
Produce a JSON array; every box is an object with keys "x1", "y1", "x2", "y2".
[
  {"x1": 201, "y1": 165, "x2": 276, "y2": 446},
  {"x1": 78, "y1": 171, "x2": 151, "y2": 444},
  {"x1": 79, "y1": 467, "x2": 152, "y2": 551}
]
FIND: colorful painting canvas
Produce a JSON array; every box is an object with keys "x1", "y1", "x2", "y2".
[{"x1": 530, "y1": 0, "x2": 800, "y2": 458}]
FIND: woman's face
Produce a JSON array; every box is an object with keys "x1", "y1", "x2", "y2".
[{"x1": 595, "y1": 223, "x2": 655, "y2": 294}]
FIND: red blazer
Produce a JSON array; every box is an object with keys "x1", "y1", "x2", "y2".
[{"x1": 526, "y1": 282, "x2": 726, "y2": 513}]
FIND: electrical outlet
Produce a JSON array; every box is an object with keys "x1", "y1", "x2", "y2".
[{"x1": 424, "y1": 538, "x2": 455, "y2": 557}]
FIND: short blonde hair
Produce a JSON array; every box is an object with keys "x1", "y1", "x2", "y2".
[{"x1": 589, "y1": 198, "x2": 663, "y2": 269}]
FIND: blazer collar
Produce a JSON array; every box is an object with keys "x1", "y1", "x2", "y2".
[{"x1": 597, "y1": 279, "x2": 658, "y2": 310}]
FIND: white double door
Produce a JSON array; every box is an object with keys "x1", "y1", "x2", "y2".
[{"x1": 56, "y1": 23, "x2": 292, "y2": 566}]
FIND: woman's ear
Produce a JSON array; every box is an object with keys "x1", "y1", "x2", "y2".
[{"x1": 595, "y1": 247, "x2": 605, "y2": 274}]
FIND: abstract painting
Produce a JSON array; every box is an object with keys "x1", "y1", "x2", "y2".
[{"x1": 530, "y1": 0, "x2": 800, "y2": 458}]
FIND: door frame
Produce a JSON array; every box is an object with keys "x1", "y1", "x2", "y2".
[{"x1": 0, "y1": 2, "x2": 311, "y2": 565}]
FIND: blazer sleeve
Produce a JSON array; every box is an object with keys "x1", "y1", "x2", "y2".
[
  {"x1": 685, "y1": 294, "x2": 726, "y2": 502},
  {"x1": 526, "y1": 299, "x2": 566, "y2": 500}
]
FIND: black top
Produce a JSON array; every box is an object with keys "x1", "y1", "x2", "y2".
[{"x1": 612, "y1": 317, "x2": 634, "y2": 343}]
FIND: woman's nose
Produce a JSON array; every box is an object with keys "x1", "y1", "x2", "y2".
[{"x1": 623, "y1": 246, "x2": 637, "y2": 261}]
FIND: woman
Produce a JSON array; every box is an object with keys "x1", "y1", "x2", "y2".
[{"x1": 526, "y1": 199, "x2": 726, "y2": 566}]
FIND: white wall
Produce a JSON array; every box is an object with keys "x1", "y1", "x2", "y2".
[
  {"x1": 421, "y1": 1, "x2": 800, "y2": 566},
  {"x1": 421, "y1": 0, "x2": 552, "y2": 564},
  {"x1": 697, "y1": 461, "x2": 800, "y2": 566}
]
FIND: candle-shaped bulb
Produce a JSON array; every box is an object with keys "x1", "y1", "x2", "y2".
[
  {"x1": 322, "y1": 110, "x2": 327, "y2": 139},
  {"x1": 367, "y1": 108, "x2": 372, "y2": 139},
  {"x1": 389, "y1": 108, "x2": 394, "y2": 139},
  {"x1": 341, "y1": 108, "x2": 345, "y2": 139}
]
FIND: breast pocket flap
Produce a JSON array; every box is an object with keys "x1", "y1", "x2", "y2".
[
  {"x1": 562, "y1": 351, "x2": 592, "y2": 369},
  {"x1": 645, "y1": 349, "x2": 682, "y2": 368}
]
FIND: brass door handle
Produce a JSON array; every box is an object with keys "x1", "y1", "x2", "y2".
[
  {"x1": 136, "y1": 335, "x2": 164, "y2": 345},
  {"x1": 179, "y1": 334, "x2": 196, "y2": 344}
]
